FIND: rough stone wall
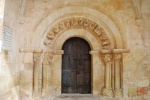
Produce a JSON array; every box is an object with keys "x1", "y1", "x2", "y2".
[
  {"x1": 123, "y1": 0, "x2": 150, "y2": 97},
  {"x1": 0, "y1": 0, "x2": 21, "y2": 100}
]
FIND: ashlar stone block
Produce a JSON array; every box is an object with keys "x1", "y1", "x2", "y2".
[
  {"x1": 138, "y1": 80, "x2": 149, "y2": 87},
  {"x1": 128, "y1": 87, "x2": 137, "y2": 97}
]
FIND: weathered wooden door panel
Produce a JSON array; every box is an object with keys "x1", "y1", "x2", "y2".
[{"x1": 62, "y1": 37, "x2": 91, "y2": 94}]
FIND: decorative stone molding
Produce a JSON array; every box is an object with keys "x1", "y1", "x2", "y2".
[
  {"x1": 44, "y1": 17, "x2": 110, "y2": 50},
  {"x1": 100, "y1": 49, "x2": 130, "y2": 54},
  {"x1": 89, "y1": 50, "x2": 99, "y2": 55},
  {"x1": 20, "y1": 48, "x2": 43, "y2": 53}
]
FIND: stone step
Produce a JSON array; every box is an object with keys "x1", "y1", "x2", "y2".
[
  {"x1": 53, "y1": 94, "x2": 100, "y2": 100},
  {"x1": 41, "y1": 94, "x2": 150, "y2": 100}
]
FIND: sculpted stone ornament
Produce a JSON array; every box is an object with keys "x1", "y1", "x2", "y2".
[
  {"x1": 103, "y1": 54, "x2": 112, "y2": 63},
  {"x1": 44, "y1": 17, "x2": 110, "y2": 49},
  {"x1": 44, "y1": 38, "x2": 52, "y2": 47}
]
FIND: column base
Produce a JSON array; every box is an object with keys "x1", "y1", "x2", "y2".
[
  {"x1": 102, "y1": 88, "x2": 113, "y2": 96},
  {"x1": 42, "y1": 89, "x2": 50, "y2": 96},
  {"x1": 114, "y1": 89, "x2": 122, "y2": 97},
  {"x1": 33, "y1": 91, "x2": 40, "y2": 99}
]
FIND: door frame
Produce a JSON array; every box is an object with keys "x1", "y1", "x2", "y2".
[
  {"x1": 61, "y1": 37, "x2": 92, "y2": 94},
  {"x1": 51, "y1": 29, "x2": 103, "y2": 95}
]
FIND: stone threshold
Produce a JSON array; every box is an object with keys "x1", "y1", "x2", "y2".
[{"x1": 58, "y1": 94, "x2": 93, "y2": 97}]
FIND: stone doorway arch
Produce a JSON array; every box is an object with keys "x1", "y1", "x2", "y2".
[
  {"x1": 51, "y1": 29, "x2": 103, "y2": 95},
  {"x1": 38, "y1": 17, "x2": 129, "y2": 97},
  {"x1": 19, "y1": 6, "x2": 131, "y2": 99}
]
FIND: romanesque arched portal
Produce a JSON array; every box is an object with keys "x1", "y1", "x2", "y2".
[{"x1": 20, "y1": 7, "x2": 130, "y2": 99}]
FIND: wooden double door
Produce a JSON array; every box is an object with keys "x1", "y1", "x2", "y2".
[{"x1": 62, "y1": 37, "x2": 91, "y2": 94}]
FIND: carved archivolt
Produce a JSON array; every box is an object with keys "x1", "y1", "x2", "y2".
[{"x1": 44, "y1": 17, "x2": 111, "y2": 50}]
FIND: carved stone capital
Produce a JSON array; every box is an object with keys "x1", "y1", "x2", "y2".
[
  {"x1": 114, "y1": 89, "x2": 122, "y2": 97},
  {"x1": 42, "y1": 53, "x2": 53, "y2": 64},
  {"x1": 103, "y1": 54, "x2": 112, "y2": 63},
  {"x1": 114, "y1": 54, "x2": 122, "y2": 61},
  {"x1": 33, "y1": 53, "x2": 41, "y2": 62},
  {"x1": 102, "y1": 88, "x2": 113, "y2": 96}
]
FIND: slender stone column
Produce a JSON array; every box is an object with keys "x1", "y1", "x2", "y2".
[
  {"x1": 42, "y1": 52, "x2": 53, "y2": 96},
  {"x1": 102, "y1": 54, "x2": 113, "y2": 96},
  {"x1": 42, "y1": 63, "x2": 48, "y2": 95},
  {"x1": 114, "y1": 53, "x2": 122, "y2": 97},
  {"x1": 33, "y1": 52, "x2": 41, "y2": 97}
]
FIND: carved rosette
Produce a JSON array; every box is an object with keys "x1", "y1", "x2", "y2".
[
  {"x1": 103, "y1": 54, "x2": 112, "y2": 63},
  {"x1": 42, "y1": 53, "x2": 53, "y2": 65},
  {"x1": 44, "y1": 17, "x2": 110, "y2": 49},
  {"x1": 102, "y1": 88, "x2": 113, "y2": 96}
]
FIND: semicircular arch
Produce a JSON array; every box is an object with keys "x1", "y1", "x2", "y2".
[
  {"x1": 32, "y1": 6, "x2": 124, "y2": 49},
  {"x1": 53, "y1": 29, "x2": 100, "y2": 50}
]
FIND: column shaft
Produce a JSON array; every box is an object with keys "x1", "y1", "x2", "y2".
[
  {"x1": 102, "y1": 54, "x2": 113, "y2": 96},
  {"x1": 42, "y1": 52, "x2": 53, "y2": 96},
  {"x1": 114, "y1": 54, "x2": 122, "y2": 97},
  {"x1": 33, "y1": 62, "x2": 38, "y2": 91},
  {"x1": 105, "y1": 62, "x2": 111, "y2": 89},
  {"x1": 42, "y1": 64, "x2": 48, "y2": 89},
  {"x1": 115, "y1": 60, "x2": 120, "y2": 89},
  {"x1": 33, "y1": 52, "x2": 41, "y2": 98}
]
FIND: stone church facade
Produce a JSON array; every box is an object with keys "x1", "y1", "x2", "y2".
[{"x1": 0, "y1": 0, "x2": 150, "y2": 100}]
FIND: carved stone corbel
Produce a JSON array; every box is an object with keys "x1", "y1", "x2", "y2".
[{"x1": 102, "y1": 54, "x2": 113, "y2": 96}]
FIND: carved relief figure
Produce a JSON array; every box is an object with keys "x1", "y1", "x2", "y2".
[{"x1": 44, "y1": 17, "x2": 111, "y2": 50}]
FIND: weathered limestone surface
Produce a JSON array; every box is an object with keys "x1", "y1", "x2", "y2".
[
  {"x1": 0, "y1": 0, "x2": 150, "y2": 100},
  {"x1": 0, "y1": 0, "x2": 21, "y2": 100}
]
